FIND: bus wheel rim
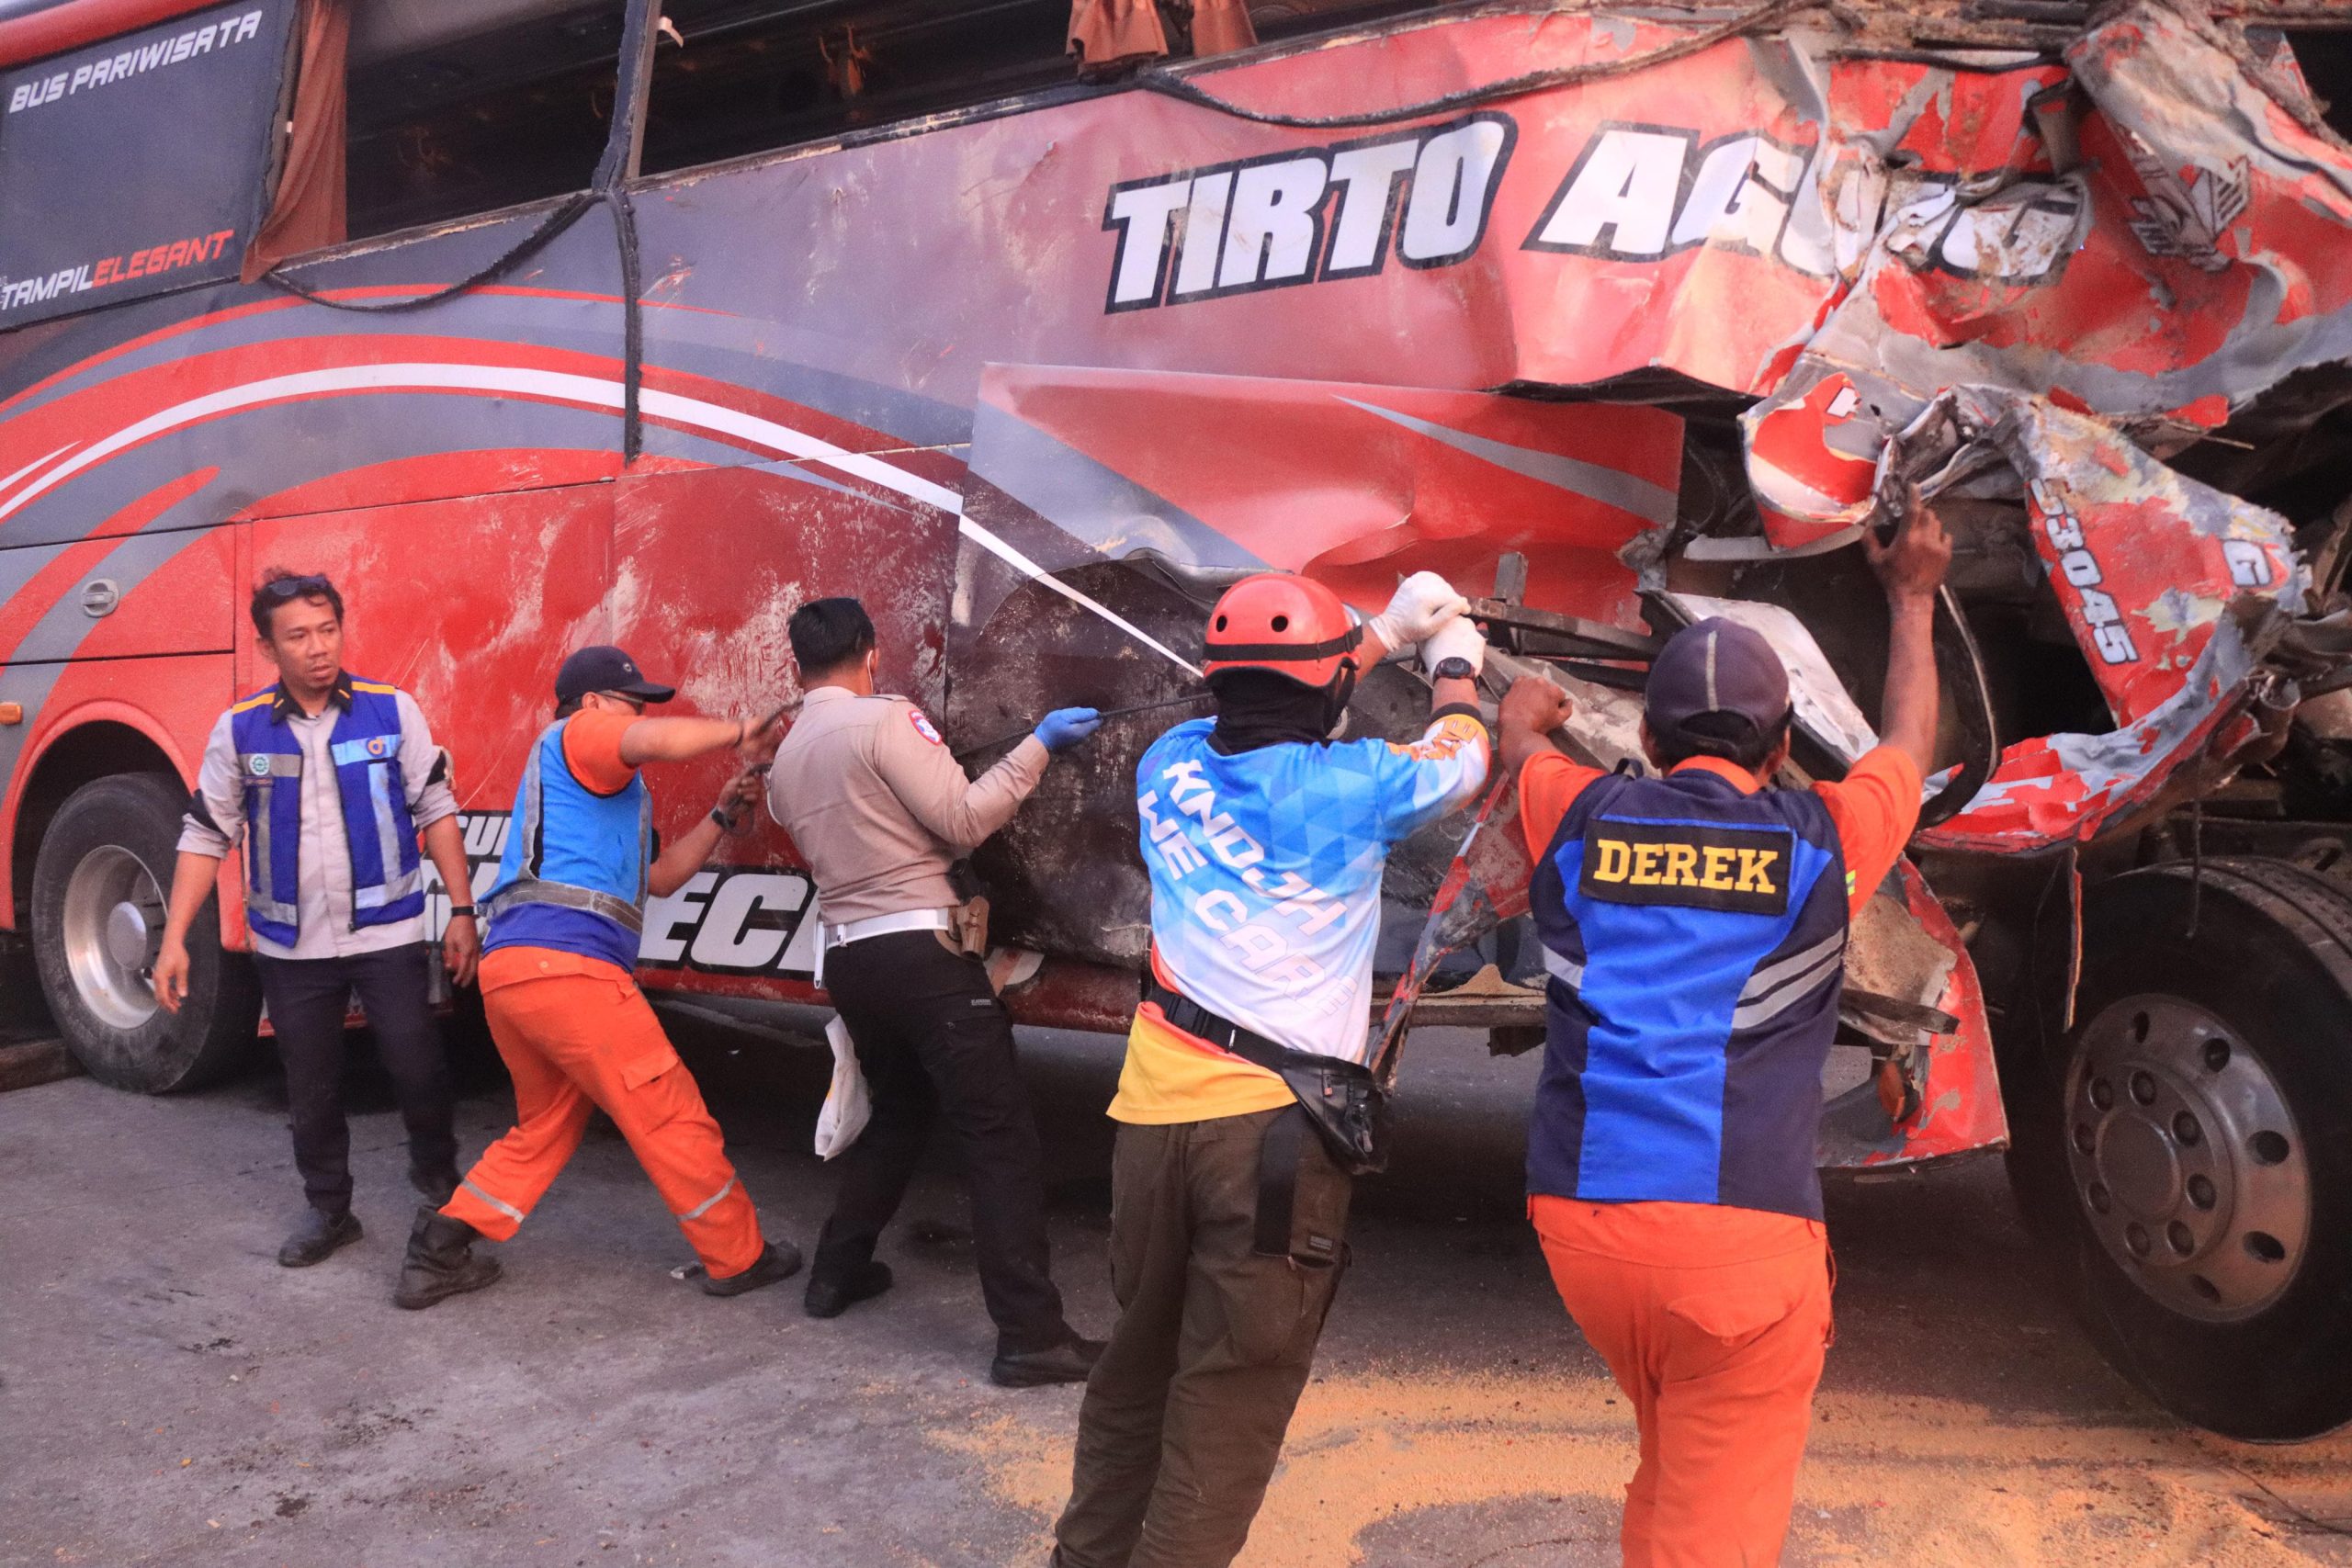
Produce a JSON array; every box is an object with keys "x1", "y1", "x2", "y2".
[
  {"x1": 61, "y1": 843, "x2": 164, "y2": 1032},
  {"x1": 2065, "y1": 993, "x2": 2310, "y2": 1323}
]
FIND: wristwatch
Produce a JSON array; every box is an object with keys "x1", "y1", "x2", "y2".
[
  {"x1": 1430, "y1": 656, "x2": 1477, "y2": 682},
  {"x1": 710, "y1": 806, "x2": 743, "y2": 833},
  {"x1": 447, "y1": 905, "x2": 477, "y2": 921}
]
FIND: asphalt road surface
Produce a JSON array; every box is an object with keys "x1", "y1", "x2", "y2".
[{"x1": 5, "y1": 1001, "x2": 2349, "y2": 1568}]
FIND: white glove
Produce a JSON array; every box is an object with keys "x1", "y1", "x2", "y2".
[
  {"x1": 1420, "y1": 617, "x2": 1487, "y2": 678},
  {"x1": 1364, "y1": 570, "x2": 1468, "y2": 653}
]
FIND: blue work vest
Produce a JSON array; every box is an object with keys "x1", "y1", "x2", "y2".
[
  {"x1": 227, "y1": 676, "x2": 424, "y2": 948},
  {"x1": 481, "y1": 719, "x2": 651, "y2": 971},
  {"x1": 1526, "y1": 766, "x2": 1849, "y2": 1221}
]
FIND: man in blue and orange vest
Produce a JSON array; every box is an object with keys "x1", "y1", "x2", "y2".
[
  {"x1": 157, "y1": 570, "x2": 481, "y2": 1269},
  {"x1": 392, "y1": 644, "x2": 801, "y2": 1310},
  {"x1": 1494, "y1": 497, "x2": 1952, "y2": 1566}
]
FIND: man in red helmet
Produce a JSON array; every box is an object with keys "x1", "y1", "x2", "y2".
[{"x1": 1052, "y1": 570, "x2": 1490, "y2": 1568}]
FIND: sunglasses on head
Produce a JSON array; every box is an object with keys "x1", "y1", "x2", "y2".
[{"x1": 259, "y1": 574, "x2": 334, "y2": 603}]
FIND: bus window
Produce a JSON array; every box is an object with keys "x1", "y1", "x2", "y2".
[
  {"x1": 345, "y1": 0, "x2": 627, "y2": 240},
  {"x1": 332, "y1": 0, "x2": 1464, "y2": 243},
  {"x1": 636, "y1": 1, "x2": 1076, "y2": 177}
]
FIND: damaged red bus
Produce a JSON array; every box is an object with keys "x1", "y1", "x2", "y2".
[{"x1": 6, "y1": 0, "x2": 2352, "y2": 1438}]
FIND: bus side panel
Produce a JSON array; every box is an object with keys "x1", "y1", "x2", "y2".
[
  {"x1": 0, "y1": 523, "x2": 236, "y2": 663},
  {"x1": 0, "y1": 216, "x2": 634, "y2": 541},
  {"x1": 0, "y1": 521, "x2": 238, "y2": 927},
  {"x1": 238, "y1": 481, "x2": 618, "y2": 930},
  {"x1": 603, "y1": 459, "x2": 960, "y2": 1000},
  {"x1": 0, "y1": 651, "x2": 236, "y2": 930}
]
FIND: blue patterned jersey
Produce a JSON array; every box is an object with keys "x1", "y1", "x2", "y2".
[{"x1": 1134, "y1": 711, "x2": 1490, "y2": 1066}]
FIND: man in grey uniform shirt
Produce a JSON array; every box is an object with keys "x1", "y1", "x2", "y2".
[
  {"x1": 767, "y1": 595, "x2": 1102, "y2": 1386},
  {"x1": 154, "y1": 571, "x2": 479, "y2": 1269}
]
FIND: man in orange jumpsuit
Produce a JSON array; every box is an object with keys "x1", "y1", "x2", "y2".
[
  {"x1": 394, "y1": 645, "x2": 798, "y2": 1308},
  {"x1": 1494, "y1": 499, "x2": 1951, "y2": 1565}
]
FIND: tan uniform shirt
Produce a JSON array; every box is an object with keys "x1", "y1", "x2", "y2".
[{"x1": 764, "y1": 685, "x2": 1047, "y2": 925}]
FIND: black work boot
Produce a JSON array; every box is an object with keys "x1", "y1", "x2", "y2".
[
  {"x1": 394, "y1": 1206, "x2": 501, "y2": 1310},
  {"x1": 990, "y1": 1334, "x2": 1106, "y2": 1390},
  {"x1": 804, "y1": 1261, "x2": 894, "y2": 1319},
  {"x1": 278, "y1": 1207, "x2": 362, "y2": 1269},
  {"x1": 700, "y1": 1239, "x2": 806, "y2": 1298}
]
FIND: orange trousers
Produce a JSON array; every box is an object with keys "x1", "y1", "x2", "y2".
[
  {"x1": 1530, "y1": 1195, "x2": 1833, "y2": 1568},
  {"x1": 440, "y1": 963, "x2": 764, "y2": 1280}
]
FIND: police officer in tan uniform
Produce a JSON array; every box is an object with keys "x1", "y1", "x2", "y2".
[{"x1": 765, "y1": 596, "x2": 1103, "y2": 1386}]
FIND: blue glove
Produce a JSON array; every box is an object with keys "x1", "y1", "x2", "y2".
[{"x1": 1034, "y1": 707, "x2": 1102, "y2": 753}]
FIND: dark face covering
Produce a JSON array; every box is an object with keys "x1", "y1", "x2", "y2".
[{"x1": 1208, "y1": 668, "x2": 1351, "y2": 754}]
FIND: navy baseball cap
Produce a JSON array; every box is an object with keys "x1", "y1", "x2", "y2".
[
  {"x1": 1645, "y1": 618, "x2": 1791, "y2": 751},
  {"x1": 555, "y1": 645, "x2": 676, "y2": 705}
]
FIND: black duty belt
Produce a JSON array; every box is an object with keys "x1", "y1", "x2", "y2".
[{"x1": 1146, "y1": 979, "x2": 1386, "y2": 1257}]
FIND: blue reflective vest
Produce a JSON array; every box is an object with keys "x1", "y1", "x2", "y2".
[
  {"x1": 1526, "y1": 766, "x2": 1849, "y2": 1221},
  {"x1": 228, "y1": 676, "x2": 424, "y2": 948},
  {"x1": 481, "y1": 719, "x2": 651, "y2": 971}
]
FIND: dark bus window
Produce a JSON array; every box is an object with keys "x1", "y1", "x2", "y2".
[
  {"x1": 337, "y1": 0, "x2": 1468, "y2": 240},
  {"x1": 346, "y1": 1, "x2": 626, "y2": 240},
  {"x1": 637, "y1": 0, "x2": 1073, "y2": 177}
]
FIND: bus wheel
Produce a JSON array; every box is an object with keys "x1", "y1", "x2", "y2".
[
  {"x1": 2029, "y1": 858, "x2": 2352, "y2": 1440},
  {"x1": 29, "y1": 774, "x2": 261, "y2": 1093}
]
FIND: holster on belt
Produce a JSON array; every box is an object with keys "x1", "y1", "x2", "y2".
[
  {"x1": 947, "y1": 895, "x2": 989, "y2": 959},
  {"x1": 945, "y1": 859, "x2": 990, "y2": 959},
  {"x1": 1145, "y1": 980, "x2": 1386, "y2": 1257}
]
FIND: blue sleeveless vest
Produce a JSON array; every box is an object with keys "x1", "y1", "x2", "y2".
[
  {"x1": 481, "y1": 719, "x2": 651, "y2": 971},
  {"x1": 227, "y1": 676, "x2": 423, "y2": 947},
  {"x1": 1526, "y1": 766, "x2": 1849, "y2": 1221}
]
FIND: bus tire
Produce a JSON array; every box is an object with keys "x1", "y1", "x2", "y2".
[
  {"x1": 2018, "y1": 857, "x2": 2352, "y2": 1440},
  {"x1": 29, "y1": 773, "x2": 261, "y2": 1093}
]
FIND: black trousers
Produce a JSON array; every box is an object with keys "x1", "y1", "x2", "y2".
[
  {"x1": 817, "y1": 929, "x2": 1069, "y2": 1354},
  {"x1": 254, "y1": 942, "x2": 457, "y2": 1215}
]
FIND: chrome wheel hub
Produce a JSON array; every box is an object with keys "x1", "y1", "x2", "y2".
[
  {"x1": 2065, "y1": 995, "x2": 2309, "y2": 1322},
  {"x1": 62, "y1": 844, "x2": 164, "y2": 1032}
]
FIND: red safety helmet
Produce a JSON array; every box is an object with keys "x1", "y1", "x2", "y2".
[{"x1": 1202, "y1": 572, "x2": 1363, "y2": 690}]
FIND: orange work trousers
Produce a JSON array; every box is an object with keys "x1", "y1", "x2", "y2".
[
  {"x1": 441, "y1": 961, "x2": 764, "y2": 1280},
  {"x1": 1530, "y1": 1195, "x2": 1833, "y2": 1568}
]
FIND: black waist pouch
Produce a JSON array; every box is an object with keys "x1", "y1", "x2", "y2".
[{"x1": 1145, "y1": 980, "x2": 1388, "y2": 1176}]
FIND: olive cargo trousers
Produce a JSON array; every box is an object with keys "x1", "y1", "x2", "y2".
[{"x1": 1052, "y1": 1106, "x2": 1352, "y2": 1568}]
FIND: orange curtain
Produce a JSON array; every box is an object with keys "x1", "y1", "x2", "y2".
[
  {"x1": 242, "y1": 0, "x2": 348, "y2": 282},
  {"x1": 1069, "y1": 0, "x2": 1170, "y2": 73},
  {"x1": 1069, "y1": 0, "x2": 1258, "y2": 75},
  {"x1": 1191, "y1": 0, "x2": 1259, "y2": 57}
]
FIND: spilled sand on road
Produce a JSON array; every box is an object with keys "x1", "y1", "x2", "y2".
[{"x1": 931, "y1": 1366, "x2": 2352, "y2": 1566}]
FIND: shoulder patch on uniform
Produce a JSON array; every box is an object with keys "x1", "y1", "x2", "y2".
[
  {"x1": 908, "y1": 708, "x2": 944, "y2": 747},
  {"x1": 229, "y1": 690, "x2": 275, "y2": 714},
  {"x1": 349, "y1": 680, "x2": 399, "y2": 695},
  {"x1": 1580, "y1": 818, "x2": 1792, "y2": 916}
]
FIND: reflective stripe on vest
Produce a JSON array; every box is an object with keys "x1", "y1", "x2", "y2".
[
  {"x1": 1524, "y1": 766, "x2": 1849, "y2": 1221},
  {"x1": 228, "y1": 678, "x2": 424, "y2": 947},
  {"x1": 481, "y1": 720, "x2": 652, "y2": 936}
]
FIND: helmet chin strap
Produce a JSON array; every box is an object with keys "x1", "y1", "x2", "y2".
[{"x1": 1322, "y1": 659, "x2": 1360, "y2": 736}]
